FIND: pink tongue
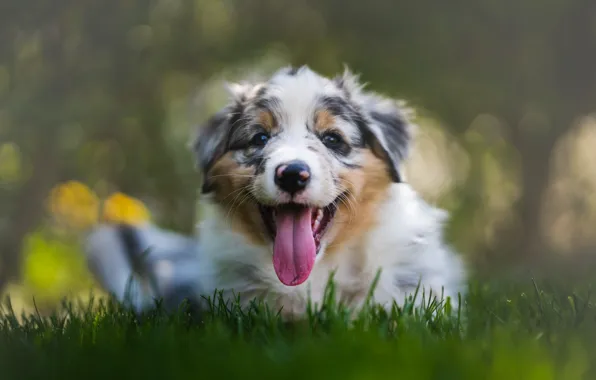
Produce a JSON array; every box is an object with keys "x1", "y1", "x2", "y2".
[{"x1": 273, "y1": 207, "x2": 316, "y2": 286}]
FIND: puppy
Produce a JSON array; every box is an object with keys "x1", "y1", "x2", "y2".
[{"x1": 85, "y1": 66, "x2": 467, "y2": 318}]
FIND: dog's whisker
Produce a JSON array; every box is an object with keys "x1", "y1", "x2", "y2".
[
  {"x1": 221, "y1": 185, "x2": 250, "y2": 203},
  {"x1": 338, "y1": 193, "x2": 357, "y2": 224},
  {"x1": 227, "y1": 192, "x2": 255, "y2": 227},
  {"x1": 336, "y1": 179, "x2": 360, "y2": 222},
  {"x1": 337, "y1": 186, "x2": 358, "y2": 222},
  {"x1": 224, "y1": 185, "x2": 253, "y2": 225}
]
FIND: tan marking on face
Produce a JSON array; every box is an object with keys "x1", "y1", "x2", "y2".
[
  {"x1": 324, "y1": 149, "x2": 392, "y2": 256},
  {"x1": 207, "y1": 152, "x2": 266, "y2": 246},
  {"x1": 258, "y1": 110, "x2": 275, "y2": 131},
  {"x1": 314, "y1": 109, "x2": 336, "y2": 132}
]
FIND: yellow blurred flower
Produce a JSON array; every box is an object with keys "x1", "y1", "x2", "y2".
[
  {"x1": 47, "y1": 181, "x2": 151, "y2": 231},
  {"x1": 48, "y1": 181, "x2": 100, "y2": 230},
  {"x1": 102, "y1": 192, "x2": 151, "y2": 226},
  {"x1": 22, "y1": 230, "x2": 93, "y2": 305}
]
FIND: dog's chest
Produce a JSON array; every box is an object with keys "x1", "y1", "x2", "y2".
[{"x1": 200, "y1": 213, "x2": 404, "y2": 314}]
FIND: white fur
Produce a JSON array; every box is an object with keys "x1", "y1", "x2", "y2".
[{"x1": 196, "y1": 183, "x2": 467, "y2": 318}]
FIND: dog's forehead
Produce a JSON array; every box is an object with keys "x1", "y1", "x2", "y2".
[{"x1": 260, "y1": 69, "x2": 343, "y2": 122}]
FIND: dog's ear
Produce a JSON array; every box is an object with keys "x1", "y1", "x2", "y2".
[
  {"x1": 191, "y1": 81, "x2": 264, "y2": 193},
  {"x1": 362, "y1": 98, "x2": 414, "y2": 183},
  {"x1": 192, "y1": 108, "x2": 232, "y2": 181},
  {"x1": 334, "y1": 67, "x2": 415, "y2": 183}
]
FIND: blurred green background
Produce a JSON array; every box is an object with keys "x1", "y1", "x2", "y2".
[{"x1": 1, "y1": 0, "x2": 596, "y2": 312}]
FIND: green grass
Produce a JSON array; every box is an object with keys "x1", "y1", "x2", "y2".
[{"x1": 1, "y1": 273, "x2": 595, "y2": 380}]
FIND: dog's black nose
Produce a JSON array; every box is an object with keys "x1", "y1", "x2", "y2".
[{"x1": 275, "y1": 161, "x2": 311, "y2": 194}]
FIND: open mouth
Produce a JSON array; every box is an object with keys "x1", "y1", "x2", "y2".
[
  {"x1": 258, "y1": 202, "x2": 337, "y2": 287},
  {"x1": 259, "y1": 203, "x2": 336, "y2": 253}
]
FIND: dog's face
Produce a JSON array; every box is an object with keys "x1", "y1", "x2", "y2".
[{"x1": 193, "y1": 66, "x2": 413, "y2": 287}]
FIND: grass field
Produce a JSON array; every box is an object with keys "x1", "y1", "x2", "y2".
[{"x1": 1, "y1": 271, "x2": 595, "y2": 380}]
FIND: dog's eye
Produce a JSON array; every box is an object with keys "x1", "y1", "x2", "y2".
[
  {"x1": 251, "y1": 132, "x2": 270, "y2": 147},
  {"x1": 321, "y1": 132, "x2": 344, "y2": 148}
]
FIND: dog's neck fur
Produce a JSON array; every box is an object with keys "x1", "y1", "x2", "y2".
[{"x1": 196, "y1": 183, "x2": 466, "y2": 318}]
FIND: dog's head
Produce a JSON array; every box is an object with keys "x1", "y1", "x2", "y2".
[{"x1": 193, "y1": 66, "x2": 414, "y2": 287}]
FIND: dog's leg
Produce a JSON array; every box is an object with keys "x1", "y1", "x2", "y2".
[{"x1": 84, "y1": 223, "x2": 204, "y2": 313}]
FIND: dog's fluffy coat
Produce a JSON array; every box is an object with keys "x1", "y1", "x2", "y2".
[{"x1": 85, "y1": 66, "x2": 467, "y2": 318}]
